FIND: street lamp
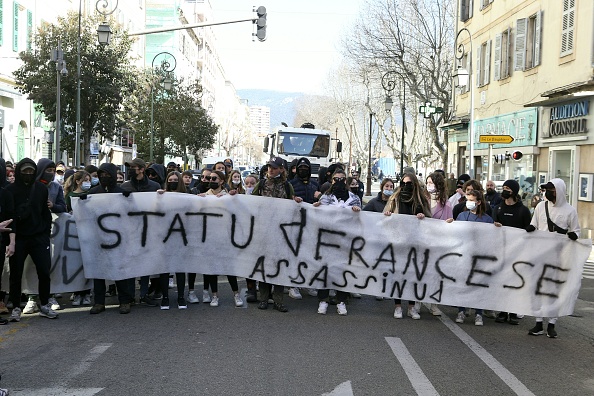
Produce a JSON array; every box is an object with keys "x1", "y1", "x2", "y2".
[
  {"x1": 75, "y1": 0, "x2": 118, "y2": 167},
  {"x1": 366, "y1": 111, "x2": 374, "y2": 196},
  {"x1": 382, "y1": 70, "x2": 406, "y2": 178},
  {"x1": 51, "y1": 39, "x2": 68, "y2": 164},
  {"x1": 150, "y1": 52, "x2": 177, "y2": 163},
  {"x1": 454, "y1": 27, "x2": 474, "y2": 178}
]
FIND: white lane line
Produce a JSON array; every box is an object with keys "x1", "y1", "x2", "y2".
[
  {"x1": 322, "y1": 381, "x2": 354, "y2": 396},
  {"x1": 385, "y1": 337, "x2": 440, "y2": 396},
  {"x1": 11, "y1": 387, "x2": 104, "y2": 396},
  {"x1": 435, "y1": 312, "x2": 535, "y2": 396},
  {"x1": 57, "y1": 343, "x2": 113, "y2": 386}
]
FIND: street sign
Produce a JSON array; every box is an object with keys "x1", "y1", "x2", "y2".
[{"x1": 479, "y1": 135, "x2": 514, "y2": 144}]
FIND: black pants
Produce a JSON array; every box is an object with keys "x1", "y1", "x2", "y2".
[
  {"x1": 160, "y1": 273, "x2": 186, "y2": 298},
  {"x1": 318, "y1": 289, "x2": 348, "y2": 303},
  {"x1": 259, "y1": 282, "x2": 283, "y2": 304},
  {"x1": 204, "y1": 275, "x2": 238, "y2": 293},
  {"x1": 93, "y1": 279, "x2": 134, "y2": 305},
  {"x1": 9, "y1": 235, "x2": 52, "y2": 307}
]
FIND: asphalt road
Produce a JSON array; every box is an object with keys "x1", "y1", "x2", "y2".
[{"x1": 1, "y1": 278, "x2": 594, "y2": 396}]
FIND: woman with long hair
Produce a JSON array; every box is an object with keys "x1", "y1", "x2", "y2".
[
  {"x1": 426, "y1": 172, "x2": 453, "y2": 220},
  {"x1": 383, "y1": 172, "x2": 431, "y2": 320},
  {"x1": 363, "y1": 178, "x2": 394, "y2": 212},
  {"x1": 228, "y1": 170, "x2": 245, "y2": 194}
]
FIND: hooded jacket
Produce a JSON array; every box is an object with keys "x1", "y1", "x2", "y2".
[
  {"x1": 289, "y1": 157, "x2": 319, "y2": 203},
  {"x1": 363, "y1": 192, "x2": 388, "y2": 213},
  {"x1": 120, "y1": 169, "x2": 161, "y2": 192},
  {"x1": 149, "y1": 163, "x2": 166, "y2": 188},
  {"x1": 5, "y1": 158, "x2": 52, "y2": 237},
  {"x1": 531, "y1": 178, "x2": 580, "y2": 235},
  {"x1": 0, "y1": 158, "x2": 15, "y2": 245},
  {"x1": 35, "y1": 158, "x2": 67, "y2": 213},
  {"x1": 89, "y1": 163, "x2": 125, "y2": 194},
  {"x1": 492, "y1": 198, "x2": 531, "y2": 229}
]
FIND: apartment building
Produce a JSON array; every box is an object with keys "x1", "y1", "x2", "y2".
[{"x1": 446, "y1": 0, "x2": 594, "y2": 236}]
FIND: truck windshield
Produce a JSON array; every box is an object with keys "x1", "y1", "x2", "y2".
[{"x1": 277, "y1": 132, "x2": 330, "y2": 157}]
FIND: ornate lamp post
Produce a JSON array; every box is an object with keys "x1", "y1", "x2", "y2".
[
  {"x1": 453, "y1": 27, "x2": 474, "y2": 178},
  {"x1": 382, "y1": 70, "x2": 406, "y2": 178},
  {"x1": 150, "y1": 52, "x2": 177, "y2": 163}
]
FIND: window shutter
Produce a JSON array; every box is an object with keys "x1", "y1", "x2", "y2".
[
  {"x1": 533, "y1": 11, "x2": 542, "y2": 66},
  {"x1": 469, "y1": 0, "x2": 474, "y2": 19},
  {"x1": 514, "y1": 18, "x2": 527, "y2": 71},
  {"x1": 13, "y1": 1, "x2": 18, "y2": 52},
  {"x1": 476, "y1": 44, "x2": 482, "y2": 87},
  {"x1": 484, "y1": 40, "x2": 491, "y2": 85},
  {"x1": 493, "y1": 34, "x2": 502, "y2": 81},
  {"x1": 26, "y1": 9, "x2": 31, "y2": 51},
  {"x1": 460, "y1": 0, "x2": 468, "y2": 22},
  {"x1": 504, "y1": 27, "x2": 511, "y2": 78},
  {"x1": 561, "y1": 0, "x2": 575, "y2": 56}
]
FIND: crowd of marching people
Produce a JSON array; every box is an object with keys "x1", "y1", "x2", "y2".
[{"x1": 0, "y1": 155, "x2": 581, "y2": 339}]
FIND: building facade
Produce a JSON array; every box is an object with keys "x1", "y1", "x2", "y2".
[{"x1": 447, "y1": 0, "x2": 594, "y2": 238}]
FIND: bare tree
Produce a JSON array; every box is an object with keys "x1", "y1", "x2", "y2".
[{"x1": 342, "y1": 0, "x2": 455, "y2": 168}]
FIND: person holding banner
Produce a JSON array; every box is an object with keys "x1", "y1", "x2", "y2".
[
  {"x1": 313, "y1": 169, "x2": 361, "y2": 315},
  {"x1": 87, "y1": 163, "x2": 136, "y2": 315},
  {"x1": 253, "y1": 157, "x2": 302, "y2": 312},
  {"x1": 0, "y1": 158, "x2": 15, "y2": 324},
  {"x1": 363, "y1": 178, "x2": 394, "y2": 213},
  {"x1": 492, "y1": 179, "x2": 532, "y2": 325},
  {"x1": 526, "y1": 178, "x2": 580, "y2": 338},
  {"x1": 6, "y1": 158, "x2": 58, "y2": 322},
  {"x1": 383, "y1": 173, "x2": 431, "y2": 320},
  {"x1": 446, "y1": 189, "x2": 494, "y2": 326},
  {"x1": 244, "y1": 174, "x2": 260, "y2": 303}
]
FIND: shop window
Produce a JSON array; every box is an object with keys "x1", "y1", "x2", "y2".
[
  {"x1": 493, "y1": 28, "x2": 511, "y2": 80},
  {"x1": 514, "y1": 11, "x2": 542, "y2": 70},
  {"x1": 561, "y1": 0, "x2": 575, "y2": 56},
  {"x1": 476, "y1": 40, "x2": 491, "y2": 87}
]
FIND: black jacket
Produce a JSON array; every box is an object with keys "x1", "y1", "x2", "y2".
[
  {"x1": 363, "y1": 192, "x2": 388, "y2": 213},
  {"x1": 89, "y1": 163, "x2": 125, "y2": 194},
  {"x1": 485, "y1": 190, "x2": 503, "y2": 209},
  {"x1": 0, "y1": 158, "x2": 15, "y2": 245},
  {"x1": 492, "y1": 199, "x2": 532, "y2": 229},
  {"x1": 35, "y1": 157, "x2": 67, "y2": 213},
  {"x1": 5, "y1": 158, "x2": 52, "y2": 237},
  {"x1": 120, "y1": 174, "x2": 161, "y2": 192},
  {"x1": 289, "y1": 158, "x2": 319, "y2": 203}
]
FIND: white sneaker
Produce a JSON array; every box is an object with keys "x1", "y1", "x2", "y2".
[
  {"x1": 39, "y1": 303, "x2": 58, "y2": 319},
  {"x1": 48, "y1": 297, "x2": 61, "y2": 311},
  {"x1": 475, "y1": 314, "x2": 484, "y2": 326},
  {"x1": 430, "y1": 304, "x2": 441, "y2": 316},
  {"x1": 23, "y1": 300, "x2": 39, "y2": 314},
  {"x1": 234, "y1": 294, "x2": 244, "y2": 307},
  {"x1": 187, "y1": 290, "x2": 199, "y2": 304},
  {"x1": 288, "y1": 288, "x2": 302, "y2": 300},
  {"x1": 337, "y1": 302, "x2": 348, "y2": 315},
  {"x1": 317, "y1": 301, "x2": 328, "y2": 315},
  {"x1": 72, "y1": 295, "x2": 82, "y2": 306},
  {"x1": 10, "y1": 307, "x2": 22, "y2": 322},
  {"x1": 202, "y1": 290, "x2": 211, "y2": 303},
  {"x1": 408, "y1": 306, "x2": 420, "y2": 320},
  {"x1": 209, "y1": 296, "x2": 219, "y2": 307},
  {"x1": 351, "y1": 293, "x2": 362, "y2": 298},
  {"x1": 456, "y1": 311, "x2": 465, "y2": 323},
  {"x1": 394, "y1": 306, "x2": 403, "y2": 319},
  {"x1": 168, "y1": 278, "x2": 174, "y2": 289},
  {"x1": 82, "y1": 294, "x2": 92, "y2": 305},
  {"x1": 307, "y1": 289, "x2": 318, "y2": 297}
]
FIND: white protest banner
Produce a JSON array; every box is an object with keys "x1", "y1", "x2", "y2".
[
  {"x1": 72, "y1": 192, "x2": 592, "y2": 317},
  {"x1": 1, "y1": 213, "x2": 91, "y2": 295}
]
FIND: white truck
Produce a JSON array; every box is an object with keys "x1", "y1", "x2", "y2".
[{"x1": 263, "y1": 123, "x2": 342, "y2": 180}]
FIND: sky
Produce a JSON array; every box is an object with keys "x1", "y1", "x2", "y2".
[{"x1": 210, "y1": 0, "x2": 366, "y2": 94}]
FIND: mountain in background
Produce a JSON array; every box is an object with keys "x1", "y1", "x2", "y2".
[{"x1": 237, "y1": 89, "x2": 303, "y2": 130}]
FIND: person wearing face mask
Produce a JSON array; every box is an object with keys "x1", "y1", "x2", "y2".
[
  {"x1": 445, "y1": 189, "x2": 493, "y2": 326},
  {"x1": 350, "y1": 170, "x2": 365, "y2": 201},
  {"x1": 244, "y1": 174, "x2": 258, "y2": 196},
  {"x1": 227, "y1": 170, "x2": 245, "y2": 194},
  {"x1": 84, "y1": 165, "x2": 100, "y2": 189},
  {"x1": 36, "y1": 158, "x2": 67, "y2": 215},
  {"x1": 425, "y1": 172, "x2": 453, "y2": 220},
  {"x1": 452, "y1": 179, "x2": 493, "y2": 220},
  {"x1": 363, "y1": 178, "x2": 395, "y2": 212},
  {"x1": 525, "y1": 178, "x2": 579, "y2": 338},
  {"x1": 0, "y1": 158, "x2": 15, "y2": 322},
  {"x1": 448, "y1": 174, "x2": 471, "y2": 207},
  {"x1": 484, "y1": 180, "x2": 502, "y2": 210},
  {"x1": 287, "y1": 158, "x2": 321, "y2": 300},
  {"x1": 86, "y1": 163, "x2": 134, "y2": 314},
  {"x1": 5, "y1": 159, "x2": 58, "y2": 322},
  {"x1": 192, "y1": 168, "x2": 212, "y2": 194},
  {"x1": 384, "y1": 173, "x2": 431, "y2": 320},
  {"x1": 146, "y1": 163, "x2": 166, "y2": 189},
  {"x1": 491, "y1": 179, "x2": 531, "y2": 325},
  {"x1": 242, "y1": 174, "x2": 260, "y2": 302}
]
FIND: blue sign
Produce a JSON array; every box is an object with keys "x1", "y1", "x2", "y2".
[{"x1": 473, "y1": 108, "x2": 538, "y2": 149}]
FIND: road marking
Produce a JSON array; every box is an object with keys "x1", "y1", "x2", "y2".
[
  {"x1": 583, "y1": 262, "x2": 594, "y2": 279},
  {"x1": 10, "y1": 388, "x2": 104, "y2": 396},
  {"x1": 385, "y1": 337, "x2": 440, "y2": 396},
  {"x1": 322, "y1": 381, "x2": 354, "y2": 396},
  {"x1": 435, "y1": 311, "x2": 535, "y2": 396},
  {"x1": 55, "y1": 343, "x2": 112, "y2": 387}
]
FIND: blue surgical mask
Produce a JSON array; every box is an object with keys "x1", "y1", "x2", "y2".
[
  {"x1": 81, "y1": 181, "x2": 92, "y2": 191},
  {"x1": 383, "y1": 189, "x2": 394, "y2": 196},
  {"x1": 91, "y1": 177, "x2": 99, "y2": 186}
]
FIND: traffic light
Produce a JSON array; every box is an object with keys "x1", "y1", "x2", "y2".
[
  {"x1": 255, "y1": 6, "x2": 267, "y2": 42},
  {"x1": 510, "y1": 150, "x2": 523, "y2": 161}
]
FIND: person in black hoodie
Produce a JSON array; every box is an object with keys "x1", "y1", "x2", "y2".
[
  {"x1": 289, "y1": 157, "x2": 320, "y2": 204},
  {"x1": 0, "y1": 158, "x2": 15, "y2": 324},
  {"x1": 146, "y1": 163, "x2": 166, "y2": 188},
  {"x1": 87, "y1": 163, "x2": 136, "y2": 314},
  {"x1": 5, "y1": 158, "x2": 57, "y2": 322},
  {"x1": 492, "y1": 179, "x2": 531, "y2": 325}
]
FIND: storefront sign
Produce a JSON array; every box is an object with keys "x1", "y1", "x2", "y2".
[
  {"x1": 543, "y1": 100, "x2": 589, "y2": 138},
  {"x1": 473, "y1": 109, "x2": 538, "y2": 149}
]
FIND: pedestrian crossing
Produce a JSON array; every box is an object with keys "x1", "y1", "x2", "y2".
[{"x1": 583, "y1": 261, "x2": 594, "y2": 279}]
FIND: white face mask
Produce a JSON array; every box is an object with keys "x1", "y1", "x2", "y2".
[
  {"x1": 246, "y1": 187, "x2": 254, "y2": 195},
  {"x1": 427, "y1": 186, "x2": 436, "y2": 193},
  {"x1": 232, "y1": 180, "x2": 241, "y2": 185},
  {"x1": 465, "y1": 200, "x2": 477, "y2": 211},
  {"x1": 55, "y1": 174, "x2": 64, "y2": 183}
]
